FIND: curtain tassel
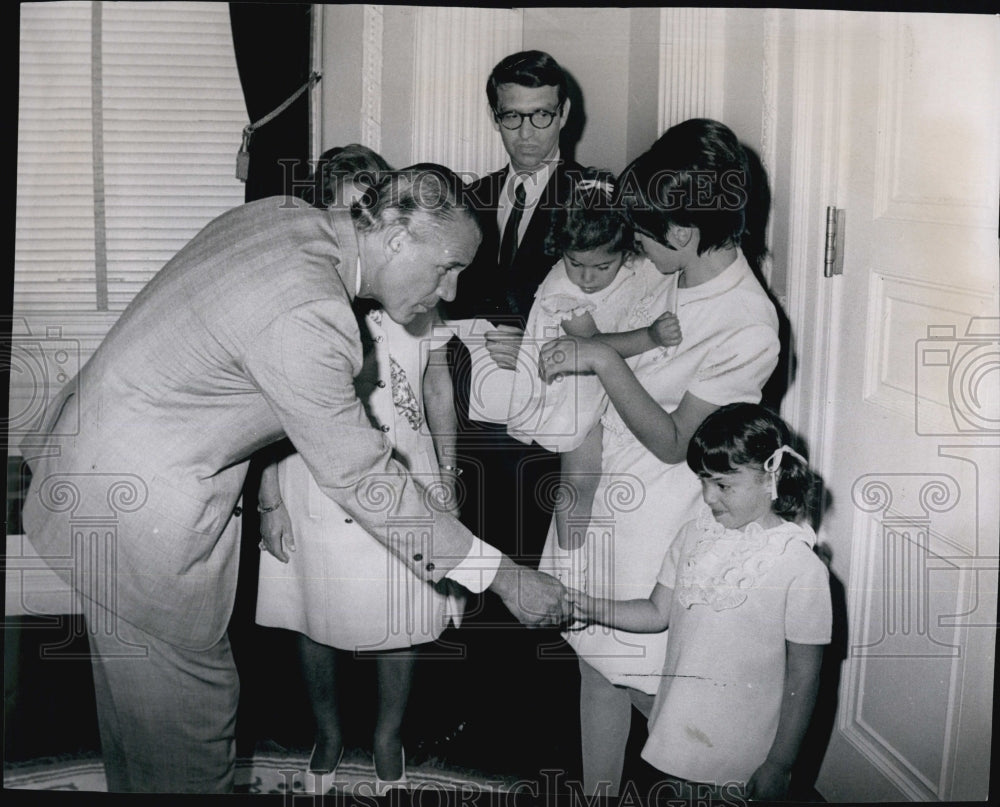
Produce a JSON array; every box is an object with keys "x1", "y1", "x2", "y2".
[{"x1": 235, "y1": 71, "x2": 322, "y2": 183}]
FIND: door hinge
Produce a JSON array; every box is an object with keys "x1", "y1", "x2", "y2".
[{"x1": 824, "y1": 206, "x2": 845, "y2": 277}]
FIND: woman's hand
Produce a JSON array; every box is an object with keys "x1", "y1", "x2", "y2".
[
  {"x1": 745, "y1": 759, "x2": 793, "y2": 801},
  {"x1": 259, "y1": 504, "x2": 295, "y2": 563},
  {"x1": 537, "y1": 336, "x2": 613, "y2": 384}
]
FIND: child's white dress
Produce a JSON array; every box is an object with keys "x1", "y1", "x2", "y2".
[
  {"x1": 640, "y1": 507, "x2": 832, "y2": 786},
  {"x1": 507, "y1": 253, "x2": 671, "y2": 451}
]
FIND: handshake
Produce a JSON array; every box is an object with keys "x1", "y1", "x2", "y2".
[{"x1": 489, "y1": 550, "x2": 595, "y2": 629}]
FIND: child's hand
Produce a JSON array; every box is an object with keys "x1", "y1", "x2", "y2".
[
  {"x1": 745, "y1": 759, "x2": 792, "y2": 801},
  {"x1": 647, "y1": 311, "x2": 682, "y2": 349},
  {"x1": 561, "y1": 311, "x2": 599, "y2": 338}
]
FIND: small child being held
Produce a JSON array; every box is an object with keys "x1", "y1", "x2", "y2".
[
  {"x1": 508, "y1": 170, "x2": 682, "y2": 557},
  {"x1": 570, "y1": 403, "x2": 832, "y2": 801}
]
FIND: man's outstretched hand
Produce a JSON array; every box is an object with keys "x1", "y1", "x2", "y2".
[{"x1": 489, "y1": 556, "x2": 571, "y2": 627}]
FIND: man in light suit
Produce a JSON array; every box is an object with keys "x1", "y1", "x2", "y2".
[{"x1": 19, "y1": 167, "x2": 570, "y2": 793}]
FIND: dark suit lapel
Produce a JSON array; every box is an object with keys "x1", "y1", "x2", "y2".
[{"x1": 515, "y1": 161, "x2": 571, "y2": 262}]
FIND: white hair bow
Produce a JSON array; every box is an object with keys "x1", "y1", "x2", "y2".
[
  {"x1": 763, "y1": 445, "x2": 808, "y2": 500},
  {"x1": 576, "y1": 178, "x2": 615, "y2": 196}
]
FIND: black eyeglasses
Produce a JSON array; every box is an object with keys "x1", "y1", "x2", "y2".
[{"x1": 494, "y1": 105, "x2": 563, "y2": 131}]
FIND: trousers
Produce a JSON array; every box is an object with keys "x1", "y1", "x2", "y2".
[{"x1": 86, "y1": 606, "x2": 239, "y2": 793}]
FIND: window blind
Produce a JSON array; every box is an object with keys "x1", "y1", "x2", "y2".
[
  {"x1": 10, "y1": 1, "x2": 249, "y2": 452},
  {"x1": 15, "y1": 1, "x2": 249, "y2": 315}
]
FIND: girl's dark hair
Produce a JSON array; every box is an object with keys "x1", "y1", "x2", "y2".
[
  {"x1": 314, "y1": 144, "x2": 392, "y2": 208},
  {"x1": 618, "y1": 118, "x2": 750, "y2": 255},
  {"x1": 544, "y1": 168, "x2": 632, "y2": 257},
  {"x1": 687, "y1": 402, "x2": 812, "y2": 521}
]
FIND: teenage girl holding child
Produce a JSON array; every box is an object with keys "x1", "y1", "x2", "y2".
[{"x1": 533, "y1": 118, "x2": 795, "y2": 796}]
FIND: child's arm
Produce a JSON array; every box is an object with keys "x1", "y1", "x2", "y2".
[
  {"x1": 745, "y1": 641, "x2": 824, "y2": 800},
  {"x1": 589, "y1": 310, "x2": 682, "y2": 359},
  {"x1": 570, "y1": 582, "x2": 673, "y2": 633},
  {"x1": 424, "y1": 344, "x2": 460, "y2": 516},
  {"x1": 561, "y1": 310, "x2": 682, "y2": 360}
]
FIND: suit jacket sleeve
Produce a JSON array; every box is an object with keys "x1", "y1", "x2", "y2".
[{"x1": 244, "y1": 298, "x2": 477, "y2": 585}]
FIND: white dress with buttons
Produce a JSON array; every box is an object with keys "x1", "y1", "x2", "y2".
[{"x1": 255, "y1": 308, "x2": 463, "y2": 650}]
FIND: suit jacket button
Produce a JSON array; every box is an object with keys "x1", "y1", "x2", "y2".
[
  {"x1": 344, "y1": 517, "x2": 353, "y2": 524},
  {"x1": 413, "y1": 553, "x2": 423, "y2": 561},
  {"x1": 377, "y1": 380, "x2": 386, "y2": 388},
  {"x1": 425, "y1": 562, "x2": 435, "y2": 572},
  {"x1": 233, "y1": 506, "x2": 243, "y2": 517},
  {"x1": 380, "y1": 424, "x2": 390, "y2": 432}
]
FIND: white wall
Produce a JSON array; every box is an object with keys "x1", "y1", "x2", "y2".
[
  {"x1": 522, "y1": 7, "x2": 635, "y2": 173},
  {"x1": 320, "y1": 6, "x2": 671, "y2": 178}
]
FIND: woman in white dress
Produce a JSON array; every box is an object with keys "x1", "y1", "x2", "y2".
[
  {"x1": 255, "y1": 153, "x2": 463, "y2": 794},
  {"x1": 538, "y1": 119, "x2": 782, "y2": 797}
]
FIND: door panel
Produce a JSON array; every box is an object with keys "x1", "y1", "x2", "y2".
[{"x1": 789, "y1": 12, "x2": 998, "y2": 802}]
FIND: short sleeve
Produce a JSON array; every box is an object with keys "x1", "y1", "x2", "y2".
[
  {"x1": 687, "y1": 323, "x2": 779, "y2": 406},
  {"x1": 656, "y1": 519, "x2": 697, "y2": 588},
  {"x1": 785, "y1": 549, "x2": 833, "y2": 645}
]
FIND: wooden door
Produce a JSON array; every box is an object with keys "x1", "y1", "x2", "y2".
[{"x1": 784, "y1": 11, "x2": 999, "y2": 801}]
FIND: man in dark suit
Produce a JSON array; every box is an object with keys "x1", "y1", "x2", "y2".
[
  {"x1": 436, "y1": 50, "x2": 583, "y2": 776},
  {"x1": 446, "y1": 50, "x2": 581, "y2": 565}
]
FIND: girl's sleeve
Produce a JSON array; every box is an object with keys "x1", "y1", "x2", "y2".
[
  {"x1": 687, "y1": 321, "x2": 780, "y2": 406},
  {"x1": 785, "y1": 550, "x2": 833, "y2": 645},
  {"x1": 656, "y1": 519, "x2": 696, "y2": 588}
]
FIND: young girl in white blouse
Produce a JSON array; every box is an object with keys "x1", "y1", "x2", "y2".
[{"x1": 570, "y1": 403, "x2": 832, "y2": 801}]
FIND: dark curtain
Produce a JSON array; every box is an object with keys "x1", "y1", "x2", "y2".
[
  {"x1": 230, "y1": 3, "x2": 312, "y2": 202},
  {"x1": 228, "y1": 2, "x2": 315, "y2": 757}
]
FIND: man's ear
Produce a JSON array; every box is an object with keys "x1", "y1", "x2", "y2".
[
  {"x1": 489, "y1": 103, "x2": 501, "y2": 133},
  {"x1": 557, "y1": 96, "x2": 572, "y2": 129},
  {"x1": 384, "y1": 224, "x2": 407, "y2": 258}
]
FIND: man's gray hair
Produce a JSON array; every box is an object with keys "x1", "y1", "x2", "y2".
[{"x1": 351, "y1": 163, "x2": 479, "y2": 242}]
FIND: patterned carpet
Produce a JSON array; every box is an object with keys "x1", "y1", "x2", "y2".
[{"x1": 3, "y1": 749, "x2": 519, "y2": 795}]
